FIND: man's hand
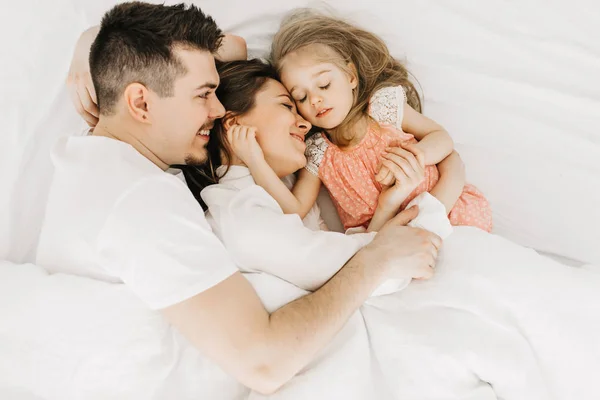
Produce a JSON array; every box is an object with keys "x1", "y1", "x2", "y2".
[{"x1": 365, "y1": 206, "x2": 441, "y2": 280}]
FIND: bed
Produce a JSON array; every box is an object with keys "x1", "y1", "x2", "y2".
[{"x1": 1, "y1": 0, "x2": 599, "y2": 399}]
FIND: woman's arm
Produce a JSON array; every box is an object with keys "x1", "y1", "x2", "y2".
[
  {"x1": 401, "y1": 103, "x2": 454, "y2": 165},
  {"x1": 429, "y1": 151, "x2": 466, "y2": 213},
  {"x1": 215, "y1": 34, "x2": 247, "y2": 61}
]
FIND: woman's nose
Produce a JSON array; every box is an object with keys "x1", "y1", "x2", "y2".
[{"x1": 296, "y1": 116, "x2": 311, "y2": 133}]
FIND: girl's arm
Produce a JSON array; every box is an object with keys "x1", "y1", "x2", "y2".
[
  {"x1": 249, "y1": 160, "x2": 321, "y2": 219},
  {"x1": 228, "y1": 125, "x2": 320, "y2": 219},
  {"x1": 429, "y1": 151, "x2": 466, "y2": 213},
  {"x1": 401, "y1": 103, "x2": 454, "y2": 165}
]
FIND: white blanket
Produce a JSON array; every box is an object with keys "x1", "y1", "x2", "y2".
[
  {"x1": 202, "y1": 167, "x2": 600, "y2": 400},
  {"x1": 5, "y1": 231, "x2": 600, "y2": 400}
]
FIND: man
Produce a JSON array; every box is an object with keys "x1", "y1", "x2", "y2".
[{"x1": 39, "y1": 1, "x2": 440, "y2": 395}]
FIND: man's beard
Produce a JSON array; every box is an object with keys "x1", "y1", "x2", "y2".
[{"x1": 184, "y1": 152, "x2": 208, "y2": 166}]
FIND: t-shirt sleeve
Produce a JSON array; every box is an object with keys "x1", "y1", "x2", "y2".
[
  {"x1": 368, "y1": 85, "x2": 408, "y2": 130},
  {"x1": 96, "y1": 175, "x2": 238, "y2": 310}
]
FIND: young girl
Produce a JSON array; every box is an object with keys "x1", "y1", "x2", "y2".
[{"x1": 230, "y1": 10, "x2": 492, "y2": 233}]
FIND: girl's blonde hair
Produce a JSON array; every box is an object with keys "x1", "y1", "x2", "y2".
[{"x1": 270, "y1": 9, "x2": 421, "y2": 146}]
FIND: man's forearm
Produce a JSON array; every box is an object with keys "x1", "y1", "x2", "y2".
[{"x1": 262, "y1": 246, "x2": 386, "y2": 390}]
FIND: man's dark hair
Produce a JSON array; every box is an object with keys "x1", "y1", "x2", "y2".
[{"x1": 90, "y1": 1, "x2": 223, "y2": 115}]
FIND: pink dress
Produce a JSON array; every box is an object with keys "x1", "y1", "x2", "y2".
[{"x1": 304, "y1": 85, "x2": 492, "y2": 232}]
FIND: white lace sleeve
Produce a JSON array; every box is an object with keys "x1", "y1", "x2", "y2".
[
  {"x1": 304, "y1": 132, "x2": 328, "y2": 177},
  {"x1": 368, "y1": 85, "x2": 407, "y2": 130}
]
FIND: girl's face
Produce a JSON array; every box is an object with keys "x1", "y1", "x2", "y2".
[
  {"x1": 235, "y1": 79, "x2": 312, "y2": 177},
  {"x1": 279, "y1": 46, "x2": 358, "y2": 131}
]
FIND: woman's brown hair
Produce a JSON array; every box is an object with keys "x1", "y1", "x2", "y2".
[{"x1": 178, "y1": 59, "x2": 279, "y2": 209}]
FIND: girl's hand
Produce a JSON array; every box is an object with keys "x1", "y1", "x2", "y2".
[
  {"x1": 226, "y1": 125, "x2": 265, "y2": 168},
  {"x1": 377, "y1": 143, "x2": 426, "y2": 211}
]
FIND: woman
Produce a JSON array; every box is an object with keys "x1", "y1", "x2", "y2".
[{"x1": 183, "y1": 59, "x2": 600, "y2": 400}]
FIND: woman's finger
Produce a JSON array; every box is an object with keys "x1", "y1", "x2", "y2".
[
  {"x1": 382, "y1": 152, "x2": 415, "y2": 181},
  {"x1": 85, "y1": 75, "x2": 97, "y2": 104},
  {"x1": 68, "y1": 81, "x2": 97, "y2": 126},
  {"x1": 381, "y1": 159, "x2": 409, "y2": 184},
  {"x1": 385, "y1": 146, "x2": 421, "y2": 176},
  {"x1": 401, "y1": 142, "x2": 426, "y2": 169},
  {"x1": 77, "y1": 79, "x2": 99, "y2": 118},
  {"x1": 375, "y1": 164, "x2": 391, "y2": 183}
]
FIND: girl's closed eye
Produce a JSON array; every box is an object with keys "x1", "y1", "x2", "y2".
[{"x1": 319, "y1": 83, "x2": 330, "y2": 90}]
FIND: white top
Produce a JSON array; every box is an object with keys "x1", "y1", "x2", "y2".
[
  {"x1": 305, "y1": 85, "x2": 408, "y2": 176},
  {"x1": 201, "y1": 166, "x2": 376, "y2": 292},
  {"x1": 36, "y1": 136, "x2": 237, "y2": 310}
]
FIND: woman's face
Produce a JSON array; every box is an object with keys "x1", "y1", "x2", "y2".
[{"x1": 236, "y1": 79, "x2": 311, "y2": 177}]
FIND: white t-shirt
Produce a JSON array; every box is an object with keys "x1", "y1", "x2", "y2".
[
  {"x1": 36, "y1": 136, "x2": 237, "y2": 310},
  {"x1": 201, "y1": 166, "x2": 376, "y2": 293}
]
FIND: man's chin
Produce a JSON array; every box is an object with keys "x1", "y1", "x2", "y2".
[{"x1": 184, "y1": 153, "x2": 208, "y2": 166}]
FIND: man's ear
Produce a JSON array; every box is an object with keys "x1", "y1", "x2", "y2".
[
  {"x1": 123, "y1": 82, "x2": 151, "y2": 123},
  {"x1": 347, "y1": 62, "x2": 359, "y2": 90},
  {"x1": 222, "y1": 111, "x2": 238, "y2": 130}
]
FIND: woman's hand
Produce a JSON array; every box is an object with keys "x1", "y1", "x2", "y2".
[
  {"x1": 226, "y1": 125, "x2": 265, "y2": 168},
  {"x1": 377, "y1": 143, "x2": 426, "y2": 212},
  {"x1": 66, "y1": 26, "x2": 100, "y2": 127}
]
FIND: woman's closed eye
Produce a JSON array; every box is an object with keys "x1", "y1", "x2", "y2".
[{"x1": 282, "y1": 102, "x2": 295, "y2": 110}]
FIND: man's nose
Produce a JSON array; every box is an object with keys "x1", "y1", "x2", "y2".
[{"x1": 210, "y1": 96, "x2": 226, "y2": 119}]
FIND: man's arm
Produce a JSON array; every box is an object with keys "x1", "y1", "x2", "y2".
[{"x1": 162, "y1": 208, "x2": 440, "y2": 395}]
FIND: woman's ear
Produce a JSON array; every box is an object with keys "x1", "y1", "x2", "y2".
[
  {"x1": 222, "y1": 111, "x2": 237, "y2": 131},
  {"x1": 347, "y1": 62, "x2": 359, "y2": 90}
]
